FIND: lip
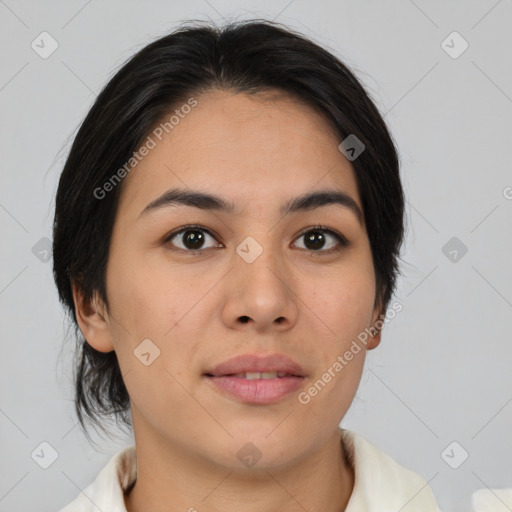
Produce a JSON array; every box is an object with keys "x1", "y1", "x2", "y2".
[
  {"x1": 204, "y1": 353, "x2": 307, "y2": 378},
  {"x1": 203, "y1": 353, "x2": 307, "y2": 405},
  {"x1": 206, "y1": 375, "x2": 304, "y2": 404}
]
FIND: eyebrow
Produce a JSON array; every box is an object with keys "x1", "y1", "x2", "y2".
[{"x1": 138, "y1": 187, "x2": 364, "y2": 225}]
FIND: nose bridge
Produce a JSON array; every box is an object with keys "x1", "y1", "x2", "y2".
[
  {"x1": 231, "y1": 228, "x2": 292, "y2": 306},
  {"x1": 233, "y1": 221, "x2": 285, "y2": 277}
]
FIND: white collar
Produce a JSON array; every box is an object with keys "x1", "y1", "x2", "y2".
[
  {"x1": 340, "y1": 429, "x2": 440, "y2": 511},
  {"x1": 58, "y1": 428, "x2": 440, "y2": 511}
]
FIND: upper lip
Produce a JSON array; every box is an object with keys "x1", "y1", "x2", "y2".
[{"x1": 204, "y1": 353, "x2": 306, "y2": 377}]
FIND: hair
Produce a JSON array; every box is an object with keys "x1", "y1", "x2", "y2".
[{"x1": 52, "y1": 18, "x2": 405, "y2": 440}]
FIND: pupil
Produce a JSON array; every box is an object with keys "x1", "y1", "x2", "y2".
[
  {"x1": 184, "y1": 230, "x2": 204, "y2": 249},
  {"x1": 305, "y1": 231, "x2": 325, "y2": 250}
]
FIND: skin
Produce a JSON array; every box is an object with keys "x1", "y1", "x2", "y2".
[{"x1": 73, "y1": 88, "x2": 384, "y2": 512}]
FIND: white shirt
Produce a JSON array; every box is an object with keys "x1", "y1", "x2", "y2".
[{"x1": 58, "y1": 428, "x2": 441, "y2": 512}]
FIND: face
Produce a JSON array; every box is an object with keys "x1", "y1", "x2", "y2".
[{"x1": 75, "y1": 88, "x2": 382, "y2": 470}]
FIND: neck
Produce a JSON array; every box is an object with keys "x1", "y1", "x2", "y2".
[{"x1": 124, "y1": 428, "x2": 354, "y2": 512}]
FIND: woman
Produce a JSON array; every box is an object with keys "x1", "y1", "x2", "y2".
[{"x1": 53, "y1": 19, "x2": 441, "y2": 511}]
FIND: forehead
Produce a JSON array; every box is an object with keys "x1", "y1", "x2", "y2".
[{"x1": 117, "y1": 89, "x2": 361, "y2": 220}]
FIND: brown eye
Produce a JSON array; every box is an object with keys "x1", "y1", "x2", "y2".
[
  {"x1": 164, "y1": 224, "x2": 347, "y2": 254},
  {"x1": 293, "y1": 226, "x2": 348, "y2": 253},
  {"x1": 164, "y1": 225, "x2": 221, "y2": 252}
]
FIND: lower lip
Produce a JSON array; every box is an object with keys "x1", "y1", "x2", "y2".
[{"x1": 205, "y1": 375, "x2": 305, "y2": 404}]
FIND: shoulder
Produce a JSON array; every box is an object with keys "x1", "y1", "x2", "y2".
[
  {"x1": 340, "y1": 429, "x2": 441, "y2": 512},
  {"x1": 57, "y1": 444, "x2": 136, "y2": 512}
]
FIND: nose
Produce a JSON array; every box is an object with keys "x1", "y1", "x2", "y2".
[{"x1": 220, "y1": 241, "x2": 299, "y2": 333}]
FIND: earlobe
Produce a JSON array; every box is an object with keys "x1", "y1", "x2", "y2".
[
  {"x1": 367, "y1": 307, "x2": 384, "y2": 350},
  {"x1": 366, "y1": 328, "x2": 382, "y2": 350},
  {"x1": 72, "y1": 282, "x2": 115, "y2": 353}
]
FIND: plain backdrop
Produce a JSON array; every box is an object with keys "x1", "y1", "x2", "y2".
[{"x1": 0, "y1": 1, "x2": 511, "y2": 511}]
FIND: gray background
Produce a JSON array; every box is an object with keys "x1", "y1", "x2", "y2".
[{"x1": 1, "y1": 1, "x2": 511, "y2": 511}]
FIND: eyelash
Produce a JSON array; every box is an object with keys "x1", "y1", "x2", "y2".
[{"x1": 163, "y1": 224, "x2": 348, "y2": 254}]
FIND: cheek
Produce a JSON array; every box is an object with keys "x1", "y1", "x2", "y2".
[
  {"x1": 304, "y1": 264, "x2": 376, "y2": 340},
  {"x1": 297, "y1": 335, "x2": 366, "y2": 429},
  {"x1": 106, "y1": 249, "x2": 205, "y2": 368},
  {"x1": 106, "y1": 246, "x2": 176, "y2": 331},
  {"x1": 295, "y1": 267, "x2": 374, "y2": 408},
  {"x1": 106, "y1": 259, "x2": 204, "y2": 420}
]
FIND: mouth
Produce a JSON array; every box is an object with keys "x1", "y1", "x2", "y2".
[
  {"x1": 204, "y1": 371, "x2": 302, "y2": 379},
  {"x1": 204, "y1": 373, "x2": 305, "y2": 404},
  {"x1": 204, "y1": 352, "x2": 307, "y2": 378},
  {"x1": 203, "y1": 353, "x2": 307, "y2": 404}
]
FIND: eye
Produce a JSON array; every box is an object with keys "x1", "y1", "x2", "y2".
[
  {"x1": 163, "y1": 224, "x2": 348, "y2": 254},
  {"x1": 293, "y1": 225, "x2": 348, "y2": 253},
  {"x1": 164, "y1": 225, "x2": 222, "y2": 252}
]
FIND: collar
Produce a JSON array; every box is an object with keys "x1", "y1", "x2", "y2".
[{"x1": 58, "y1": 428, "x2": 440, "y2": 512}]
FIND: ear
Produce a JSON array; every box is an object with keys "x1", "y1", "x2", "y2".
[
  {"x1": 72, "y1": 281, "x2": 115, "y2": 353},
  {"x1": 366, "y1": 304, "x2": 384, "y2": 350}
]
